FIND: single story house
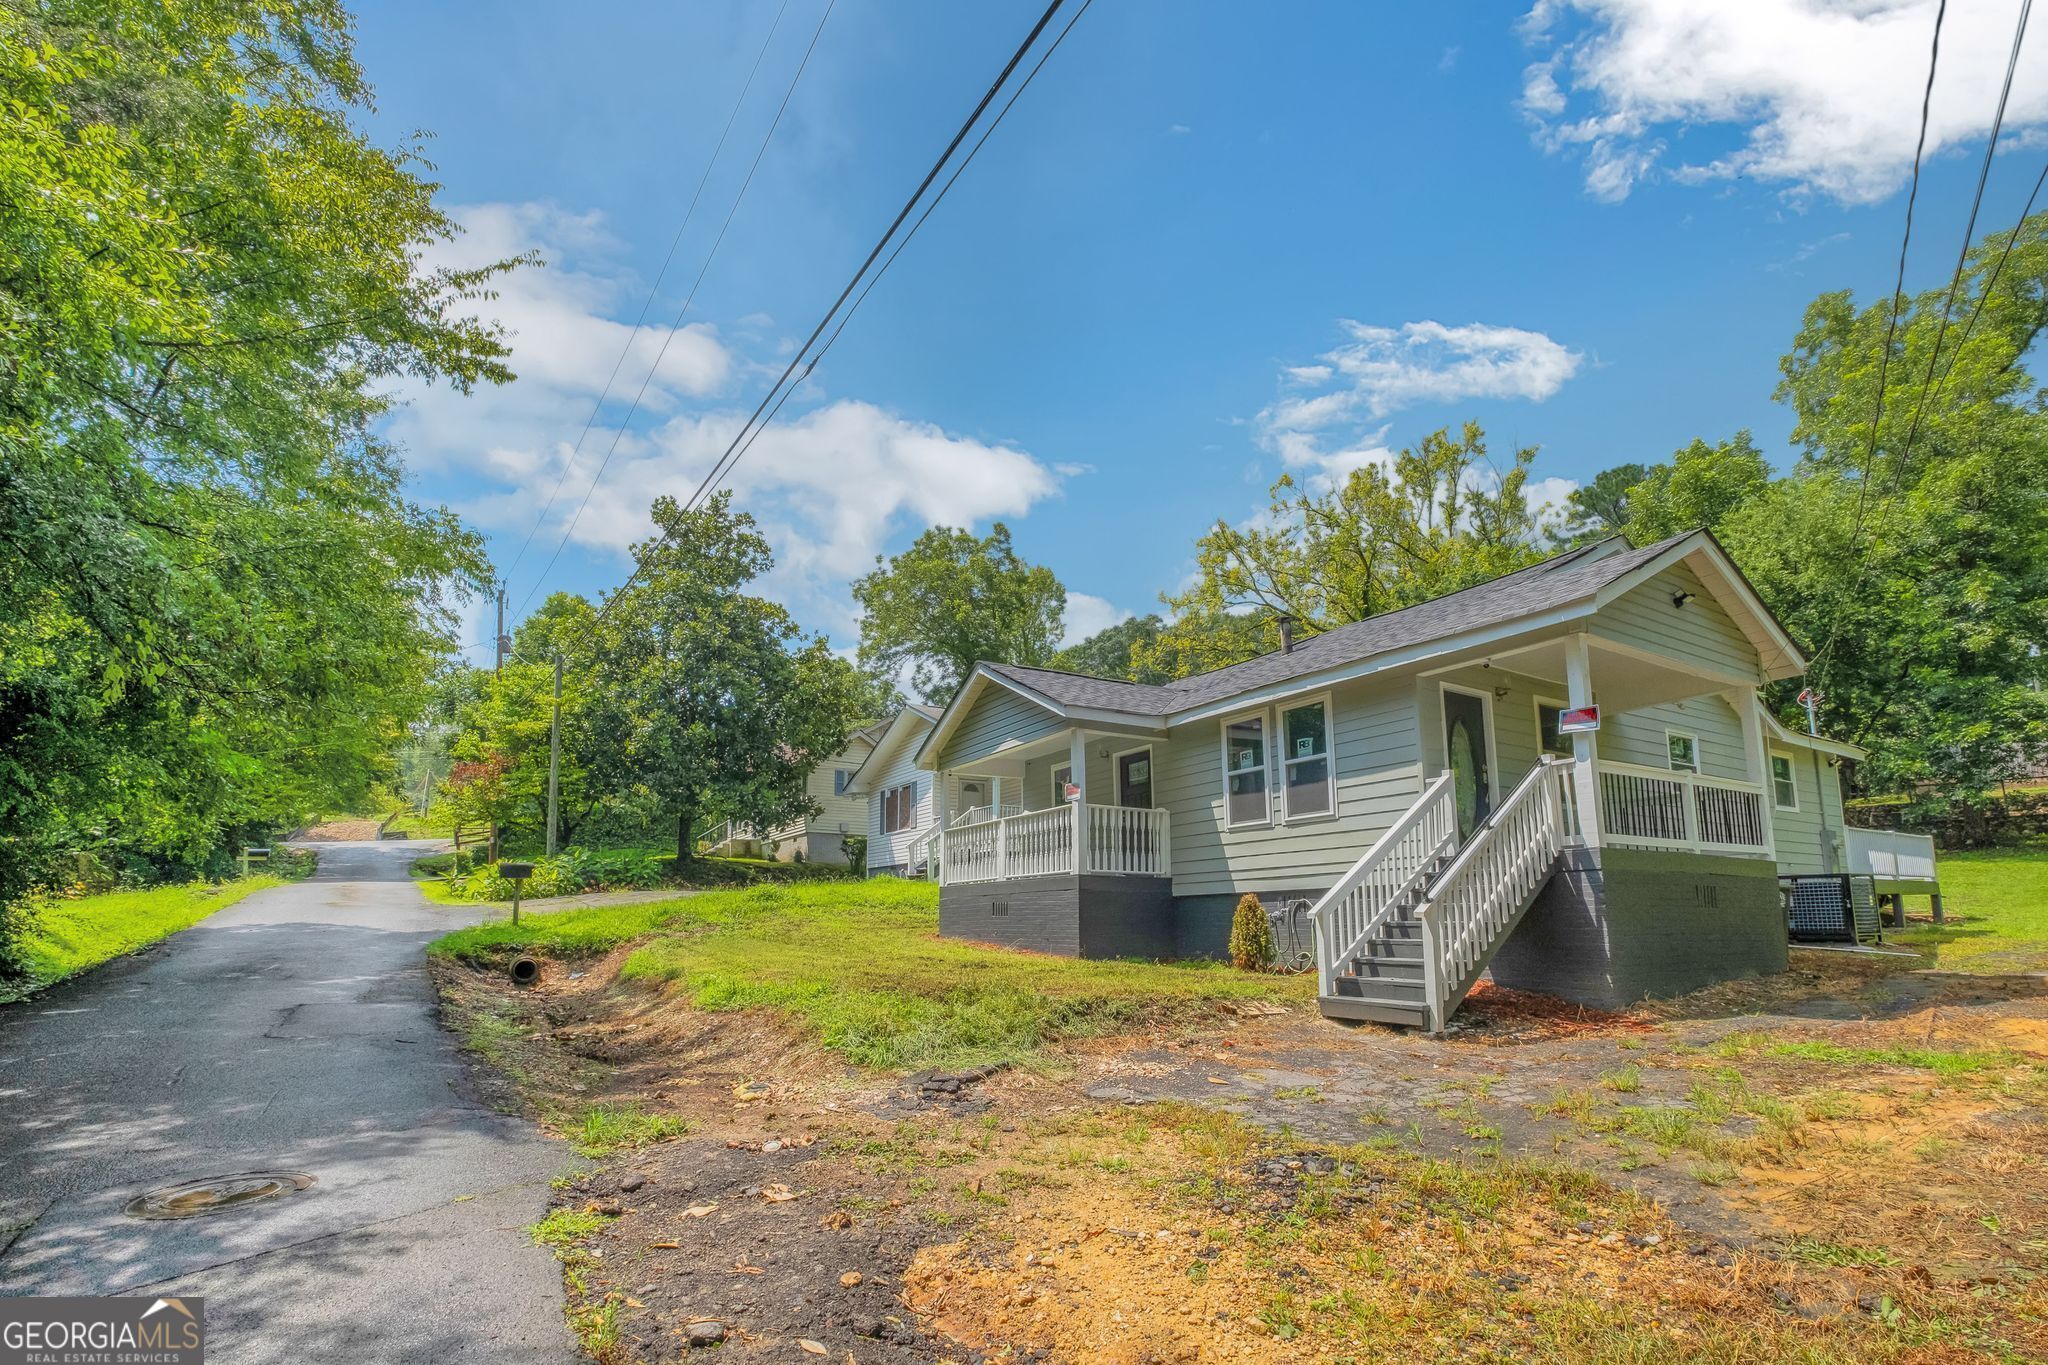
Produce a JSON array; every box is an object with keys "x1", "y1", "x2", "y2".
[
  {"x1": 702, "y1": 719, "x2": 890, "y2": 866},
  {"x1": 908, "y1": 529, "x2": 1867, "y2": 1030}
]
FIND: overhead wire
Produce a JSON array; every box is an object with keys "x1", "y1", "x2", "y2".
[
  {"x1": 694, "y1": 0, "x2": 1096, "y2": 509},
  {"x1": 498, "y1": 0, "x2": 798, "y2": 584},
  {"x1": 517, "y1": 0, "x2": 839, "y2": 615}
]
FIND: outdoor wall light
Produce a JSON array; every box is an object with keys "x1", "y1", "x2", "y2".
[
  {"x1": 1672, "y1": 590, "x2": 1697, "y2": 608},
  {"x1": 1493, "y1": 686, "x2": 1510, "y2": 700}
]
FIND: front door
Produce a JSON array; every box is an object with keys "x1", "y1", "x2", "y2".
[
  {"x1": 1442, "y1": 689, "x2": 1492, "y2": 838},
  {"x1": 1116, "y1": 749, "x2": 1153, "y2": 808}
]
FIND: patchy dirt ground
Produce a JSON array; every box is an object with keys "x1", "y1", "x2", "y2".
[
  {"x1": 292, "y1": 817, "x2": 388, "y2": 841},
  {"x1": 436, "y1": 945, "x2": 2048, "y2": 1362}
]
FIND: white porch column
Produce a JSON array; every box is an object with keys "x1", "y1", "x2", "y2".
[
  {"x1": 989, "y1": 776, "x2": 1001, "y2": 820},
  {"x1": 1728, "y1": 687, "x2": 1776, "y2": 861},
  {"x1": 1069, "y1": 728, "x2": 1088, "y2": 876},
  {"x1": 1564, "y1": 635, "x2": 1603, "y2": 851},
  {"x1": 932, "y1": 769, "x2": 949, "y2": 884}
]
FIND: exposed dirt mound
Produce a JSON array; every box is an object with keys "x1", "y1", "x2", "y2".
[{"x1": 291, "y1": 818, "x2": 386, "y2": 842}]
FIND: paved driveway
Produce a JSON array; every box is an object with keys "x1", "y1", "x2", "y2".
[{"x1": 0, "y1": 839, "x2": 575, "y2": 1362}]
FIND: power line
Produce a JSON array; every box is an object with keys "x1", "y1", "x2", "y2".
[
  {"x1": 1872, "y1": 0, "x2": 2033, "y2": 504},
  {"x1": 518, "y1": 0, "x2": 838, "y2": 616},
  {"x1": 697, "y1": 0, "x2": 1095, "y2": 509},
  {"x1": 500, "y1": 0, "x2": 798, "y2": 584},
  {"x1": 1810, "y1": 0, "x2": 2043, "y2": 682},
  {"x1": 667, "y1": 0, "x2": 1071, "y2": 528},
  {"x1": 1802, "y1": 0, "x2": 1946, "y2": 682},
  {"x1": 590, "y1": 0, "x2": 1074, "y2": 625}
]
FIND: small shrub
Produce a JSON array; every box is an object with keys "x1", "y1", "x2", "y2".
[
  {"x1": 1229, "y1": 894, "x2": 1275, "y2": 971},
  {"x1": 842, "y1": 834, "x2": 868, "y2": 878}
]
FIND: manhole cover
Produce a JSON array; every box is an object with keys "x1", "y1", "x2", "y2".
[{"x1": 124, "y1": 1172, "x2": 317, "y2": 1220}]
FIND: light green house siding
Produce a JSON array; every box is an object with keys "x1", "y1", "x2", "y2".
[
  {"x1": 1770, "y1": 743, "x2": 1848, "y2": 875},
  {"x1": 933, "y1": 685, "x2": 1068, "y2": 770},
  {"x1": 1604, "y1": 696, "x2": 1751, "y2": 783},
  {"x1": 1591, "y1": 562, "x2": 1763, "y2": 683},
  {"x1": 1154, "y1": 674, "x2": 1423, "y2": 897}
]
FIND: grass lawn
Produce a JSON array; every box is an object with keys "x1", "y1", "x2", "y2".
[
  {"x1": 433, "y1": 879, "x2": 1311, "y2": 1071},
  {"x1": 1887, "y1": 843, "x2": 2048, "y2": 972},
  {"x1": 5, "y1": 876, "x2": 286, "y2": 1001}
]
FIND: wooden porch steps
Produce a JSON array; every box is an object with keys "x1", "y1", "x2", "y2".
[{"x1": 1322, "y1": 861, "x2": 1443, "y2": 1026}]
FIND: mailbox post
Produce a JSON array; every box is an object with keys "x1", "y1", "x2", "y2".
[{"x1": 498, "y1": 861, "x2": 535, "y2": 926}]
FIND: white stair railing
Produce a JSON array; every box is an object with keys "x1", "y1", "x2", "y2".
[
  {"x1": 1306, "y1": 773, "x2": 1458, "y2": 998},
  {"x1": 1416, "y1": 757, "x2": 1574, "y2": 1030}
]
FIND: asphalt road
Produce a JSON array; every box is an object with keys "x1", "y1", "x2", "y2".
[{"x1": 0, "y1": 839, "x2": 576, "y2": 1362}]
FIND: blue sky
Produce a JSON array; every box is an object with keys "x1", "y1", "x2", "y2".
[{"x1": 348, "y1": 0, "x2": 2048, "y2": 663}]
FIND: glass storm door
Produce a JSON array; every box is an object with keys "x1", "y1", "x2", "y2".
[{"x1": 1442, "y1": 690, "x2": 1492, "y2": 839}]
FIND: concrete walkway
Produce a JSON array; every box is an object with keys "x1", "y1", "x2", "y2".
[{"x1": 0, "y1": 840, "x2": 576, "y2": 1363}]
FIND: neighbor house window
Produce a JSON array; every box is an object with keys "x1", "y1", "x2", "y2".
[
  {"x1": 1222, "y1": 712, "x2": 1270, "y2": 827},
  {"x1": 833, "y1": 769, "x2": 853, "y2": 796},
  {"x1": 881, "y1": 781, "x2": 917, "y2": 833},
  {"x1": 1536, "y1": 702, "x2": 1572, "y2": 759},
  {"x1": 1051, "y1": 762, "x2": 1074, "y2": 804},
  {"x1": 1770, "y1": 751, "x2": 1799, "y2": 810},
  {"x1": 1281, "y1": 698, "x2": 1333, "y2": 820},
  {"x1": 1667, "y1": 732, "x2": 1701, "y2": 773}
]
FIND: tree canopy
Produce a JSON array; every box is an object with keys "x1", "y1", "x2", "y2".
[
  {"x1": 0, "y1": 0, "x2": 518, "y2": 964},
  {"x1": 1578, "y1": 212, "x2": 2048, "y2": 795},
  {"x1": 1136, "y1": 423, "x2": 1549, "y2": 678},
  {"x1": 852, "y1": 523, "x2": 1066, "y2": 702}
]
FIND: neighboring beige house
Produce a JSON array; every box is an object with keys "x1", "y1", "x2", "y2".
[
  {"x1": 702, "y1": 720, "x2": 889, "y2": 866},
  {"x1": 842, "y1": 704, "x2": 993, "y2": 877},
  {"x1": 910, "y1": 530, "x2": 1879, "y2": 1030}
]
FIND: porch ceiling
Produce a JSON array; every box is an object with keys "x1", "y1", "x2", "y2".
[
  {"x1": 1465, "y1": 634, "x2": 1748, "y2": 709},
  {"x1": 943, "y1": 725, "x2": 1132, "y2": 780}
]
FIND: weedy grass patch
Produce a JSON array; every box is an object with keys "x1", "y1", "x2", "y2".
[
  {"x1": 6, "y1": 876, "x2": 290, "y2": 999},
  {"x1": 435, "y1": 880, "x2": 1310, "y2": 1071}
]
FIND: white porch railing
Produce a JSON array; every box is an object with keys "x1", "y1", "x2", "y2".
[
  {"x1": 1305, "y1": 773, "x2": 1457, "y2": 998},
  {"x1": 952, "y1": 802, "x2": 1023, "y2": 828},
  {"x1": 1418, "y1": 757, "x2": 1576, "y2": 1030},
  {"x1": 1846, "y1": 827, "x2": 1939, "y2": 883},
  {"x1": 1597, "y1": 761, "x2": 1769, "y2": 856},
  {"x1": 1084, "y1": 803, "x2": 1173, "y2": 875},
  {"x1": 939, "y1": 804, "x2": 1170, "y2": 884}
]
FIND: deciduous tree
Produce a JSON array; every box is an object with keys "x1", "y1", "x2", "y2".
[{"x1": 852, "y1": 524, "x2": 1065, "y2": 701}]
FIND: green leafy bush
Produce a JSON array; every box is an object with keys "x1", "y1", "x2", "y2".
[{"x1": 1229, "y1": 893, "x2": 1275, "y2": 971}]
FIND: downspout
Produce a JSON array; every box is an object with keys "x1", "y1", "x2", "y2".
[{"x1": 1810, "y1": 750, "x2": 1838, "y2": 873}]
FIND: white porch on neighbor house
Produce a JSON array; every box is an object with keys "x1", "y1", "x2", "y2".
[{"x1": 930, "y1": 725, "x2": 1171, "y2": 885}]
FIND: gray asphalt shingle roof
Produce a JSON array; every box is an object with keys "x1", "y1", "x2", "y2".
[{"x1": 982, "y1": 534, "x2": 1694, "y2": 721}]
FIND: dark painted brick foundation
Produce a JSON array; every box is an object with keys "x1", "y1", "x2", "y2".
[
  {"x1": 940, "y1": 875, "x2": 1175, "y2": 959},
  {"x1": 1488, "y1": 846, "x2": 1786, "y2": 1009},
  {"x1": 939, "y1": 848, "x2": 1789, "y2": 1007}
]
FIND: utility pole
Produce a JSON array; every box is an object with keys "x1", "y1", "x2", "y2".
[
  {"x1": 546, "y1": 652, "x2": 563, "y2": 857},
  {"x1": 494, "y1": 584, "x2": 508, "y2": 674}
]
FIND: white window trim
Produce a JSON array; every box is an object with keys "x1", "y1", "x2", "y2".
[
  {"x1": 1666, "y1": 730, "x2": 1702, "y2": 774},
  {"x1": 1219, "y1": 707, "x2": 1273, "y2": 830},
  {"x1": 1278, "y1": 693, "x2": 1337, "y2": 824},
  {"x1": 1438, "y1": 683, "x2": 1502, "y2": 810},
  {"x1": 1769, "y1": 748, "x2": 1800, "y2": 811},
  {"x1": 1110, "y1": 744, "x2": 1155, "y2": 810},
  {"x1": 1533, "y1": 695, "x2": 1572, "y2": 759},
  {"x1": 881, "y1": 780, "x2": 917, "y2": 835},
  {"x1": 1050, "y1": 762, "x2": 1074, "y2": 807}
]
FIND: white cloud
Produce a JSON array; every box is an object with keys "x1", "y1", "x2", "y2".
[
  {"x1": 1168, "y1": 123, "x2": 1192, "y2": 135},
  {"x1": 1251, "y1": 319, "x2": 1582, "y2": 492},
  {"x1": 386, "y1": 204, "x2": 1067, "y2": 643},
  {"x1": 1061, "y1": 592, "x2": 1132, "y2": 647},
  {"x1": 1520, "y1": 0, "x2": 2048, "y2": 205}
]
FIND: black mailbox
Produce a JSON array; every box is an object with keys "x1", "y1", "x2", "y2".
[{"x1": 498, "y1": 861, "x2": 535, "y2": 879}]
